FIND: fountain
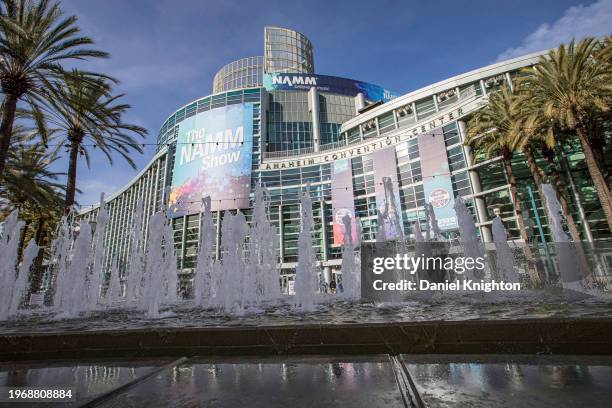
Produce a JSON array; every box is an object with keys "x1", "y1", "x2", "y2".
[
  {"x1": 105, "y1": 257, "x2": 121, "y2": 305},
  {"x1": 218, "y1": 210, "x2": 250, "y2": 315},
  {"x1": 193, "y1": 197, "x2": 215, "y2": 307},
  {"x1": 491, "y1": 216, "x2": 520, "y2": 283},
  {"x1": 127, "y1": 199, "x2": 145, "y2": 303},
  {"x1": 9, "y1": 239, "x2": 39, "y2": 317},
  {"x1": 0, "y1": 178, "x2": 609, "y2": 364},
  {"x1": 140, "y1": 211, "x2": 166, "y2": 318},
  {"x1": 294, "y1": 189, "x2": 320, "y2": 311},
  {"x1": 541, "y1": 183, "x2": 584, "y2": 289},
  {"x1": 87, "y1": 194, "x2": 108, "y2": 311},
  {"x1": 0, "y1": 210, "x2": 25, "y2": 320},
  {"x1": 454, "y1": 197, "x2": 486, "y2": 280},
  {"x1": 60, "y1": 222, "x2": 93, "y2": 318}
]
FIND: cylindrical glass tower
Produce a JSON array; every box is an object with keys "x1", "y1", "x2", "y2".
[
  {"x1": 264, "y1": 26, "x2": 314, "y2": 74},
  {"x1": 212, "y1": 56, "x2": 264, "y2": 93}
]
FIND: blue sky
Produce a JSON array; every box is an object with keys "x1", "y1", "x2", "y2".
[{"x1": 53, "y1": 0, "x2": 612, "y2": 207}]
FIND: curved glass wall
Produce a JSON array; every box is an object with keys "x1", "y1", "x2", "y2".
[
  {"x1": 264, "y1": 26, "x2": 314, "y2": 74},
  {"x1": 156, "y1": 88, "x2": 262, "y2": 149},
  {"x1": 212, "y1": 56, "x2": 264, "y2": 93}
]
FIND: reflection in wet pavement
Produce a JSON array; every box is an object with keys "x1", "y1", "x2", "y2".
[
  {"x1": 402, "y1": 355, "x2": 612, "y2": 407},
  {"x1": 0, "y1": 355, "x2": 611, "y2": 407},
  {"x1": 0, "y1": 359, "x2": 170, "y2": 407},
  {"x1": 96, "y1": 356, "x2": 405, "y2": 408}
]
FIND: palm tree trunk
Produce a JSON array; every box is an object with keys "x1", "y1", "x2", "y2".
[
  {"x1": 64, "y1": 141, "x2": 80, "y2": 214},
  {"x1": 503, "y1": 158, "x2": 530, "y2": 243},
  {"x1": 503, "y1": 156, "x2": 541, "y2": 285},
  {"x1": 0, "y1": 93, "x2": 18, "y2": 179},
  {"x1": 575, "y1": 128, "x2": 612, "y2": 231},
  {"x1": 524, "y1": 148, "x2": 546, "y2": 203},
  {"x1": 17, "y1": 219, "x2": 31, "y2": 263}
]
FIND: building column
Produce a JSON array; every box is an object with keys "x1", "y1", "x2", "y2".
[
  {"x1": 319, "y1": 200, "x2": 328, "y2": 260},
  {"x1": 560, "y1": 154, "x2": 594, "y2": 242},
  {"x1": 215, "y1": 210, "x2": 221, "y2": 260},
  {"x1": 309, "y1": 87, "x2": 321, "y2": 152},
  {"x1": 354, "y1": 92, "x2": 366, "y2": 112},
  {"x1": 260, "y1": 88, "x2": 268, "y2": 153},
  {"x1": 458, "y1": 120, "x2": 492, "y2": 242},
  {"x1": 278, "y1": 204, "x2": 284, "y2": 262}
]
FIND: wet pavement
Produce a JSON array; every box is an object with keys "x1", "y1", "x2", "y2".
[{"x1": 0, "y1": 355, "x2": 611, "y2": 407}]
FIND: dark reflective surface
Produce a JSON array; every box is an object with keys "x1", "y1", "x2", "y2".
[
  {"x1": 0, "y1": 359, "x2": 168, "y2": 407},
  {"x1": 97, "y1": 356, "x2": 405, "y2": 408},
  {"x1": 1, "y1": 355, "x2": 611, "y2": 407},
  {"x1": 402, "y1": 355, "x2": 612, "y2": 408}
]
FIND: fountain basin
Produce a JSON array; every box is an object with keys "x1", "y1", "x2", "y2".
[{"x1": 2, "y1": 318, "x2": 612, "y2": 361}]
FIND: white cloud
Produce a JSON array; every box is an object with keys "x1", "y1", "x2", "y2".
[
  {"x1": 497, "y1": 0, "x2": 612, "y2": 61},
  {"x1": 77, "y1": 179, "x2": 121, "y2": 208}
]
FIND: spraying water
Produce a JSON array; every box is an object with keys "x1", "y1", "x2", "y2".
[
  {"x1": 541, "y1": 183, "x2": 582, "y2": 288},
  {"x1": 141, "y1": 212, "x2": 166, "y2": 318},
  {"x1": 294, "y1": 189, "x2": 320, "y2": 311},
  {"x1": 87, "y1": 194, "x2": 108, "y2": 311},
  {"x1": 9, "y1": 239, "x2": 39, "y2": 318},
  {"x1": 61, "y1": 222, "x2": 93, "y2": 318},
  {"x1": 193, "y1": 197, "x2": 215, "y2": 307},
  {"x1": 249, "y1": 185, "x2": 280, "y2": 302},
  {"x1": 340, "y1": 214, "x2": 360, "y2": 298},
  {"x1": 105, "y1": 257, "x2": 121, "y2": 305},
  {"x1": 492, "y1": 217, "x2": 519, "y2": 283},
  {"x1": 453, "y1": 197, "x2": 486, "y2": 280},
  {"x1": 218, "y1": 211, "x2": 249, "y2": 314},
  {"x1": 0, "y1": 210, "x2": 25, "y2": 320},
  {"x1": 127, "y1": 200, "x2": 145, "y2": 303}
]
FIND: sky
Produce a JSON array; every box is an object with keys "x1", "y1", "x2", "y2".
[{"x1": 51, "y1": 0, "x2": 612, "y2": 207}]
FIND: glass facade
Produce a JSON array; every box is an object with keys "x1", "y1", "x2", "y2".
[
  {"x1": 212, "y1": 56, "x2": 264, "y2": 94},
  {"x1": 266, "y1": 91, "x2": 312, "y2": 152},
  {"x1": 78, "y1": 26, "x2": 610, "y2": 293},
  {"x1": 264, "y1": 27, "x2": 314, "y2": 74}
]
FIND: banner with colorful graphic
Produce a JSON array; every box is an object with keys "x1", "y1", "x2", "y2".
[
  {"x1": 331, "y1": 159, "x2": 358, "y2": 246},
  {"x1": 372, "y1": 148, "x2": 404, "y2": 239},
  {"x1": 263, "y1": 73, "x2": 397, "y2": 102},
  {"x1": 417, "y1": 130, "x2": 458, "y2": 230},
  {"x1": 168, "y1": 103, "x2": 253, "y2": 217}
]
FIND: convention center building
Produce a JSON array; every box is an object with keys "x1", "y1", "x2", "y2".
[{"x1": 78, "y1": 26, "x2": 607, "y2": 290}]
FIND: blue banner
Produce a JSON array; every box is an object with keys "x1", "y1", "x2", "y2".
[
  {"x1": 263, "y1": 73, "x2": 397, "y2": 102},
  {"x1": 168, "y1": 103, "x2": 253, "y2": 216}
]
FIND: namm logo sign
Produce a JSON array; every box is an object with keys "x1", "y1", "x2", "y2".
[{"x1": 271, "y1": 74, "x2": 317, "y2": 87}]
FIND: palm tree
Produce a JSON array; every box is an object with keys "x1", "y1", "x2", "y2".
[
  {"x1": 465, "y1": 85, "x2": 541, "y2": 285},
  {"x1": 40, "y1": 71, "x2": 147, "y2": 213},
  {"x1": 1, "y1": 130, "x2": 64, "y2": 291},
  {"x1": 508, "y1": 91, "x2": 586, "y2": 245},
  {"x1": 465, "y1": 86, "x2": 533, "y2": 241},
  {"x1": 0, "y1": 0, "x2": 108, "y2": 179},
  {"x1": 520, "y1": 38, "x2": 612, "y2": 230},
  {"x1": 509, "y1": 109, "x2": 592, "y2": 275}
]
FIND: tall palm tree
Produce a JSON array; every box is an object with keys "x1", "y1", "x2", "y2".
[
  {"x1": 0, "y1": 0, "x2": 108, "y2": 179},
  {"x1": 41, "y1": 71, "x2": 147, "y2": 213},
  {"x1": 520, "y1": 38, "x2": 612, "y2": 230},
  {"x1": 465, "y1": 85, "x2": 541, "y2": 285},
  {"x1": 1, "y1": 130, "x2": 64, "y2": 291},
  {"x1": 509, "y1": 110, "x2": 591, "y2": 275},
  {"x1": 508, "y1": 91, "x2": 586, "y2": 245},
  {"x1": 465, "y1": 86, "x2": 532, "y2": 241}
]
